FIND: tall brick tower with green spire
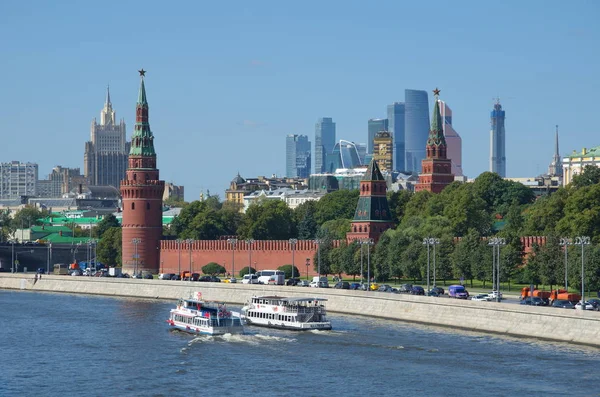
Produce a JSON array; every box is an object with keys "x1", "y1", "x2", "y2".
[
  {"x1": 346, "y1": 159, "x2": 394, "y2": 243},
  {"x1": 120, "y1": 70, "x2": 165, "y2": 275},
  {"x1": 415, "y1": 88, "x2": 454, "y2": 193}
]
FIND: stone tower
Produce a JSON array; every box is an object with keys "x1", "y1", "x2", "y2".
[
  {"x1": 120, "y1": 70, "x2": 165, "y2": 275},
  {"x1": 346, "y1": 159, "x2": 394, "y2": 243},
  {"x1": 414, "y1": 88, "x2": 454, "y2": 193}
]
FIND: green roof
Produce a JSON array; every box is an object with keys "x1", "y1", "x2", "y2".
[{"x1": 566, "y1": 146, "x2": 600, "y2": 158}]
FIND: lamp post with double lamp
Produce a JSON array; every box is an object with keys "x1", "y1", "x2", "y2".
[
  {"x1": 46, "y1": 242, "x2": 52, "y2": 275},
  {"x1": 314, "y1": 238, "x2": 323, "y2": 277},
  {"x1": 11, "y1": 241, "x2": 15, "y2": 273},
  {"x1": 227, "y1": 238, "x2": 238, "y2": 280},
  {"x1": 488, "y1": 237, "x2": 506, "y2": 302},
  {"x1": 365, "y1": 238, "x2": 374, "y2": 290},
  {"x1": 132, "y1": 238, "x2": 141, "y2": 277},
  {"x1": 177, "y1": 239, "x2": 182, "y2": 280},
  {"x1": 358, "y1": 240, "x2": 366, "y2": 287},
  {"x1": 573, "y1": 236, "x2": 591, "y2": 308},
  {"x1": 246, "y1": 239, "x2": 254, "y2": 278},
  {"x1": 289, "y1": 238, "x2": 298, "y2": 280},
  {"x1": 427, "y1": 238, "x2": 440, "y2": 288},
  {"x1": 422, "y1": 238, "x2": 434, "y2": 293},
  {"x1": 305, "y1": 258, "x2": 310, "y2": 280},
  {"x1": 186, "y1": 239, "x2": 194, "y2": 280},
  {"x1": 559, "y1": 237, "x2": 573, "y2": 290}
]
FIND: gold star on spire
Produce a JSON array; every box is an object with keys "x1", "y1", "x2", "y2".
[
  {"x1": 433, "y1": 87, "x2": 440, "y2": 97},
  {"x1": 138, "y1": 69, "x2": 146, "y2": 77}
]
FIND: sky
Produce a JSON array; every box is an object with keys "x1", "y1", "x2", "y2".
[{"x1": 1, "y1": 0, "x2": 599, "y2": 201}]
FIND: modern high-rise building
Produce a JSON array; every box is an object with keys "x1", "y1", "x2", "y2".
[
  {"x1": 325, "y1": 140, "x2": 362, "y2": 172},
  {"x1": 367, "y1": 118, "x2": 388, "y2": 154},
  {"x1": 84, "y1": 87, "x2": 130, "y2": 190},
  {"x1": 355, "y1": 143, "x2": 367, "y2": 165},
  {"x1": 415, "y1": 89, "x2": 454, "y2": 193},
  {"x1": 438, "y1": 100, "x2": 463, "y2": 176},
  {"x1": 373, "y1": 131, "x2": 393, "y2": 173},
  {"x1": 387, "y1": 103, "x2": 405, "y2": 172},
  {"x1": 286, "y1": 134, "x2": 311, "y2": 178},
  {"x1": 0, "y1": 161, "x2": 38, "y2": 199},
  {"x1": 120, "y1": 70, "x2": 165, "y2": 275},
  {"x1": 314, "y1": 117, "x2": 336, "y2": 173},
  {"x1": 547, "y1": 125, "x2": 562, "y2": 177},
  {"x1": 404, "y1": 89, "x2": 430, "y2": 174},
  {"x1": 490, "y1": 100, "x2": 506, "y2": 177}
]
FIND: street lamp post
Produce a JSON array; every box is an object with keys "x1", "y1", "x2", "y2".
[
  {"x1": 422, "y1": 238, "x2": 437, "y2": 293},
  {"x1": 177, "y1": 239, "x2": 182, "y2": 280},
  {"x1": 227, "y1": 238, "x2": 238, "y2": 279},
  {"x1": 132, "y1": 238, "x2": 141, "y2": 277},
  {"x1": 574, "y1": 236, "x2": 590, "y2": 308},
  {"x1": 11, "y1": 241, "x2": 15, "y2": 273},
  {"x1": 488, "y1": 237, "x2": 506, "y2": 302},
  {"x1": 314, "y1": 239, "x2": 323, "y2": 277},
  {"x1": 559, "y1": 237, "x2": 573, "y2": 290},
  {"x1": 186, "y1": 239, "x2": 194, "y2": 279},
  {"x1": 289, "y1": 239, "x2": 298, "y2": 280},
  {"x1": 46, "y1": 242, "x2": 52, "y2": 275},
  {"x1": 246, "y1": 239, "x2": 254, "y2": 277},
  {"x1": 305, "y1": 258, "x2": 310, "y2": 280},
  {"x1": 366, "y1": 238, "x2": 374, "y2": 289}
]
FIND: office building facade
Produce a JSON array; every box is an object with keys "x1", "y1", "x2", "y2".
[
  {"x1": 84, "y1": 87, "x2": 130, "y2": 189},
  {"x1": 438, "y1": 100, "x2": 463, "y2": 176},
  {"x1": 404, "y1": 89, "x2": 430, "y2": 174},
  {"x1": 490, "y1": 100, "x2": 506, "y2": 177},
  {"x1": 387, "y1": 103, "x2": 405, "y2": 172},
  {"x1": 0, "y1": 161, "x2": 38, "y2": 199},
  {"x1": 314, "y1": 117, "x2": 336, "y2": 173},
  {"x1": 373, "y1": 131, "x2": 393, "y2": 173},
  {"x1": 367, "y1": 118, "x2": 388, "y2": 154},
  {"x1": 286, "y1": 134, "x2": 311, "y2": 178}
]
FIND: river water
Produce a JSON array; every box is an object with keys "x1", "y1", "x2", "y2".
[{"x1": 0, "y1": 291, "x2": 597, "y2": 397}]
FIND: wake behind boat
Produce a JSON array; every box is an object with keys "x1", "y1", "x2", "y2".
[
  {"x1": 167, "y1": 292, "x2": 244, "y2": 336},
  {"x1": 241, "y1": 295, "x2": 332, "y2": 330}
]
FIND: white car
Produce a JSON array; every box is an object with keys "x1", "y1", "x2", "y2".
[
  {"x1": 488, "y1": 291, "x2": 503, "y2": 300},
  {"x1": 471, "y1": 294, "x2": 491, "y2": 301},
  {"x1": 575, "y1": 301, "x2": 595, "y2": 310}
]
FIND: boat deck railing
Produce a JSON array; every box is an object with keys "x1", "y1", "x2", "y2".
[{"x1": 282, "y1": 306, "x2": 326, "y2": 315}]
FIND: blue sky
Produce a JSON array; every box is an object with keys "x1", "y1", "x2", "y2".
[{"x1": 1, "y1": 0, "x2": 598, "y2": 201}]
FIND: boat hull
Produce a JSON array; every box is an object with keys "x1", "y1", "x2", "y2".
[
  {"x1": 167, "y1": 320, "x2": 243, "y2": 336},
  {"x1": 244, "y1": 318, "x2": 331, "y2": 331}
]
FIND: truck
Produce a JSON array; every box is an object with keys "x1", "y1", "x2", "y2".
[
  {"x1": 448, "y1": 285, "x2": 469, "y2": 299},
  {"x1": 520, "y1": 287, "x2": 551, "y2": 300},
  {"x1": 550, "y1": 289, "x2": 581, "y2": 303}
]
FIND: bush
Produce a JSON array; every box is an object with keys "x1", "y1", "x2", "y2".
[
  {"x1": 202, "y1": 262, "x2": 226, "y2": 275},
  {"x1": 278, "y1": 264, "x2": 301, "y2": 279}
]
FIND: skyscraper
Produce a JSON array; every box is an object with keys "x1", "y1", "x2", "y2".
[
  {"x1": 286, "y1": 134, "x2": 311, "y2": 178},
  {"x1": 490, "y1": 100, "x2": 506, "y2": 177},
  {"x1": 438, "y1": 100, "x2": 463, "y2": 176},
  {"x1": 404, "y1": 89, "x2": 430, "y2": 174},
  {"x1": 367, "y1": 118, "x2": 388, "y2": 154},
  {"x1": 415, "y1": 89, "x2": 454, "y2": 193},
  {"x1": 120, "y1": 70, "x2": 165, "y2": 275},
  {"x1": 84, "y1": 87, "x2": 130, "y2": 189},
  {"x1": 314, "y1": 117, "x2": 336, "y2": 173},
  {"x1": 0, "y1": 161, "x2": 38, "y2": 199},
  {"x1": 373, "y1": 131, "x2": 393, "y2": 173},
  {"x1": 387, "y1": 103, "x2": 405, "y2": 172},
  {"x1": 547, "y1": 125, "x2": 562, "y2": 177},
  {"x1": 325, "y1": 140, "x2": 362, "y2": 172}
]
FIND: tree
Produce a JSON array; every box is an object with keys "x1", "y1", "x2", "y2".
[
  {"x1": 314, "y1": 190, "x2": 359, "y2": 225},
  {"x1": 556, "y1": 184, "x2": 600, "y2": 238},
  {"x1": 571, "y1": 165, "x2": 600, "y2": 188},
  {"x1": 451, "y1": 229, "x2": 478, "y2": 286},
  {"x1": 294, "y1": 200, "x2": 318, "y2": 239},
  {"x1": 237, "y1": 200, "x2": 296, "y2": 240},
  {"x1": 239, "y1": 267, "x2": 256, "y2": 277},
  {"x1": 318, "y1": 218, "x2": 351, "y2": 240},
  {"x1": 95, "y1": 214, "x2": 120, "y2": 239},
  {"x1": 12, "y1": 206, "x2": 46, "y2": 232},
  {"x1": 202, "y1": 262, "x2": 226, "y2": 275},
  {"x1": 96, "y1": 227, "x2": 122, "y2": 267},
  {"x1": 277, "y1": 264, "x2": 300, "y2": 279},
  {"x1": 387, "y1": 190, "x2": 412, "y2": 224}
]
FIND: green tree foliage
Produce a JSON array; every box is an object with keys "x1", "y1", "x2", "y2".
[
  {"x1": 571, "y1": 165, "x2": 600, "y2": 188},
  {"x1": 96, "y1": 227, "x2": 122, "y2": 267},
  {"x1": 202, "y1": 262, "x2": 226, "y2": 275},
  {"x1": 556, "y1": 184, "x2": 600, "y2": 237},
  {"x1": 387, "y1": 190, "x2": 412, "y2": 224},
  {"x1": 239, "y1": 267, "x2": 256, "y2": 277},
  {"x1": 314, "y1": 189, "x2": 359, "y2": 225},
  {"x1": 95, "y1": 214, "x2": 120, "y2": 239},
  {"x1": 442, "y1": 184, "x2": 491, "y2": 236},
  {"x1": 472, "y1": 172, "x2": 535, "y2": 216},
  {"x1": 278, "y1": 264, "x2": 301, "y2": 279},
  {"x1": 163, "y1": 196, "x2": 187, "y2": 208},
  {"x1": 237, "y1": 200, "x2": 295, "y2": 240},
  {"x1": 402, "y1": 190, "x2": 432, "y2": 222},
  {"x1": 294, "y1": 200, "x2": 318, "y2": 239},
  {"x1": 522, "y1": 188, "x2": 568, "y2": 235},
  {"x1": 451, "y1": 229, "x2": 479, "y2": 286},
  {"x1": 0, "y1": 209, "x2": 12, "y2": 242},
  {"x1": 170, "y1": 199, "x2": 242, "y2": 240},
  {"x1": 536, "y1": 234, "x2": 562, "y2": 291},
  {"x1": 12, "y1": 206, "x2": 47, "y2": 230},
  {"x1": 319, "y1": 218, "x2": 351, "y2": 240}
]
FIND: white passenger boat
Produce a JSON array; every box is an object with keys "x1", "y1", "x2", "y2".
[
  {"x1": 241, "y1": 295, "x2": 332, "y2": 330},
  {"x1": 166, "y1": 292, "x2": 244, "y2": 335}
]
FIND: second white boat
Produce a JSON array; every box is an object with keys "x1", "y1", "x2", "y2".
[{"x1": 241, "y1": 295, "x2": 332, "y2": 330}]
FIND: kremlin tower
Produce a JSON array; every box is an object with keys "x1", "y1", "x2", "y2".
[
  {"x1": 414, "y1": 88, "x2": 454, "y2": 193},
  {"x1": 120, "y1": 70, "x2": 165, "y2": 275}
]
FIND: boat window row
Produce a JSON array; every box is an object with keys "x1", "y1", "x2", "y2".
[{"x1": 249, "y1": 311, "x2": 295, "y2": 322}]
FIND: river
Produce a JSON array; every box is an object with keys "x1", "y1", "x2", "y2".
[{"x1": 0, "y1": 290, "x2": 597, "y2": 397}]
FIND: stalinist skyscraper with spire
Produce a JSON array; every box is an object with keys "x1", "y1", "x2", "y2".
[{"x1": 84, "y1": 87, "x2": 130, "y2": 190}]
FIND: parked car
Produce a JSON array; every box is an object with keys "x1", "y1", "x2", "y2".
[
  {"x1": 349, "y1": 282, "x2": 361, "y2": 290},
  {"x1": 242, "y1": 274, "x2": 259, "y2": 284},
  {"x1": 310, "y1": 281, "x2": 329, "y2": 288},
  {"x1": 143, "y1": 273, "x2": 154, "y2": 279},
  {"x1": 208, "y1": 276, "x2": 221, "y2": 282},
  {"x1": 398, "y1": 284, "x2": 413, "y2": 293},
  {"x1": 574, "y1": 301, "x2": 595, "y2": 310},
  {"x1": 488, "y1": 290, "x2": 503, "y2": 300},
  {"x1": 297, "y1": 280, "x2": 310, "y2": 287},
  {"x1": 377, "y1": 284, "x2": 392, "y2": 292},
  {"x1": 223, "y1": 277, "x2": 237, "y2": 283},
  {"x1": 586, "y1": 298, "x2": 600, "y2": 310},
  {"x1": 198, "y1": 275, "x2": 212, "y2": 282},
  {"x1": 431, "y1": 286, "x2": 444, "y2": 295},
  {"x1": 471, "y1": 294, "x2": 491, "y2": 301},
  {"x1": 427, "y1": 289, "x2": 440, "y2": 297},
  {"x1": 286, "y1": 278, "x2": 301, "y2": 286},
  {"x1": 552, "y1": 299, "x2": 575, "y2": 309},
  {"x1": 521, "y1": 297, "x2": 544, "y2": 306},
  {"x1": 411, "y1": 286, "x2": 425, "y2": 295},
  {"x1": 334, "y1": 281, "x2": 350, "y2": 289},
  {"x1": 158, "y1": 273, "x2": 174, "y2": 280},
  {"x1": 170, "y1": 274, "x2": 181, "y2": 280}
]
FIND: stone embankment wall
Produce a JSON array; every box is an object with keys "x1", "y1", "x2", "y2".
[{"x1": 1, "y1": 273, "x2": 598, "y2": 347}]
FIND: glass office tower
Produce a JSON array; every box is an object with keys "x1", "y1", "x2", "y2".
[
  {"x1": 387, "y1": 103, "x2": 405, "y2": 172},
  {"x1": 286, "y1": 134, "x2": 311, "y2": 178},
  {"x1": 315, "y1": 117, "x2": 336, "y2": 173},
  {"x1": 489, "y1": 101, "x2": 506, "y2": 177},
  {"x1": 404, "y1": 89, "x2": 430, "y2": 174},
  {"x1": 367, "y1": 118, "x2": 388, "y2": 154}
]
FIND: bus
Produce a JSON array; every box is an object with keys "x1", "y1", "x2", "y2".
[
  {"x1": 53, "y1": 263, "x2": 69, "y2": 275},
  {"x1": 255, "y1": 270, "x2": 285, "y2": 285}
]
